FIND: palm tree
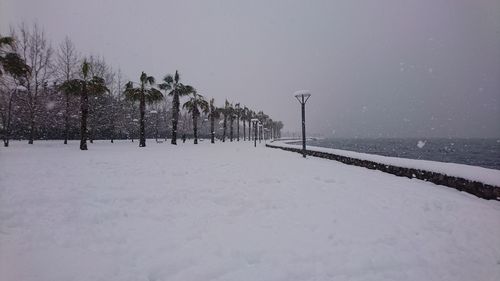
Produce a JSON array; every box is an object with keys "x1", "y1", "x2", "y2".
[
  {"x1": 276, "y1": 121, "x2": 284, "y2": 139},
  {"x1": 248, "y1": 110, "x2": 254, "y2": 141},
  {"x1": 221, "y1": 100, "x2": 230, "y2": 142},
  {"x1": 265, "y1": 118, "x2": 273, "y2": 140},
  {"x1": 228, "y1": 103, "x2": 235, "y2": 142},
  {"x1": 124, "y1": 72, "x2": 163, "y2": 147},
  {"x1": 240, "y1": 106, "x2": 247, "y2": 141},
  {"x1": 0, "y1": 35, "x2": 30, "y2": 78},
  {"x1": 158, "y1": 70, "x2": 193, "y2": 145},
  {"x1": 208, "y1": 98, "x2": 220, "y2": 144},
  {"x1": 182, "y1": 91, "x2": 209, "y2": 144},
  {"x1": 235, "y1": 103, "x2": 241, "y2": 141},
  {"x1": 59, "y1": 60, "x2": 108, "y2": 150},
  {"x1": 257, "y1": 111, "x2": 269, "y2": 142}
]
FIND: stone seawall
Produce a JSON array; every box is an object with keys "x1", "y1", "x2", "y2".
[{"x1": 266, "y1": 143, "x2": 500, "y2": 201}]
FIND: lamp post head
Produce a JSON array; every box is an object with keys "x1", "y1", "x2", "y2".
[{"x1": 294, "y1": 90, "x2": 311, "y2": 104}]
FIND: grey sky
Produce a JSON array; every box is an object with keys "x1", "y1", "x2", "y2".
[{"x1": 2, "y1": 0, "x2": 499, "y2": 138}]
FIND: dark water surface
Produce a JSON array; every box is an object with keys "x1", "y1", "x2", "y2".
[{"x1": 299, "y1": 138, "x2": 500, "y2": 170}]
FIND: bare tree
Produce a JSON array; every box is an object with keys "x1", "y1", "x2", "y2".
[
  {"x1": 14, "y1": 23, "x2": 53, "y2": 144},
  {"x1": 55, "y1": 36, "x2": 79, "y2": 144},
  {"x1": 110, "y1": 69, "x2": 124, "y2": 143},
  {"x1": 0, "y1": 33, "x2": 28, "y2": 146},
  {"x1": 86, "y1": 55, "x2": 113, "y2": 143},
  {"x1": 0, "y1": 77, "x2": 22, "y2": 146}
]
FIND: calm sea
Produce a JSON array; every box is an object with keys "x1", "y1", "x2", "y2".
[{"x1": 298, "y1": 138, "x2": 500, "y2": 170}]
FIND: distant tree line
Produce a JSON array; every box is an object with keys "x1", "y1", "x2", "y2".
[{"x1": 0, "y1": 23, "x2": 284, "y2": 149}]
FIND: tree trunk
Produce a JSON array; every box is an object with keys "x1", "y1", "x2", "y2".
[
  {"x1": 236, "y1": 116, "x2": 240, "y2": 141},
  {"x1": 80, "y1": 88, "x2": 88, "y2": 150},
  {"x1": 210, "y1": 115, "x2": 215, "y2": 143},
  {"x1": 110, "y1": 119, "x2": 115, "y2": 143},
  {"x1": 139, "y1": 90, "x2": 146, "y2": 147},
  {"x1": 3, "y1": 90, "x2": 14, "y2": 147},
  {"x1": 171, "y1": 93, "x2": 179, "y2": 145},
  {"x1": 64, "y1": 94, "x2": 69, "y2": 144},
  {"x1": 28, "y1": 106, "x2": 35, "y2": 144},
  {"x1": 243, "y1": 120, "x2": 246, "y2": 141},
  {"x1": 230, "y1": 117, "x2": 234, "y2": 142},
  {"x1": 155, "y1": 112, "x2": 159, "y2": 142},
  {"x1": 248, "y1": 120, "x2": 251, "y2": 141},
  {"x1": 222, "y1": 116, "x2": 227, "y2": 142},
  {"x1": 193, "y1": 113, "x2": 198, "y2": 144}
]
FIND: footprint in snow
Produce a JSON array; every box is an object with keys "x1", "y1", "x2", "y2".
[
  {"x1": 258, "y1": 178, "x2": 281, "y2": 184},
  {"x1": 314, "y1": 176, "x2": 336, "y2": 184}
]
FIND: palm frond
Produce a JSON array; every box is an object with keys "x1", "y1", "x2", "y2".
[
  {"x1": 145, "y1": 88, "x2": 163, "y2": 104},
  {"x1": 59, "y1": 79, "x2": 84, "y2": 96},
  {"x1": 124, "y1": 87, "x2": 141, "y2": 101},
  {"x1": 0, "y1": 36, "x2": 14, "y2": 47},
  {"x1": 162, "y1": 74, "x2": 174, "y2": 84},
  {"x1": 198, "y1": 99, "x2": 209, "y2": 114},
  {"x1": 1, "y1": 52, "x2": 30, "y2": 77},
  {"x1": 146, "y1": 75, "x2": 155, "y2": 85},
  {"x1": 182, "y1": 99, "x2": 194, "y2": 111},
  {"x1": 174, "y1": 70, "x2": 179, "y2": 83},
  {"x1": 177, "y1": 84, "x2": 195, "y2": 96},
  {"x1": 88, "y1": 77, "x2": 109, "y2": 95},
  {"x1": 158, "y1": 83, "x2": 171, "y2": 91},
  {"x1": 125, "y1": 81, "x2": 134, "y2": 90},
  {"x1": 81, "y1": 60, "x2": 90, "y2": 79}
]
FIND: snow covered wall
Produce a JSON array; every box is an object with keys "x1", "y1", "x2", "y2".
[{"x1": 267, "y1": 141, "x2": 500, "y2": 201}]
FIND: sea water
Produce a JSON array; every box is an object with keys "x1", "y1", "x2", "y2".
[{"x1": 301, "y1": 138, "x2": 500, "y2": 170}]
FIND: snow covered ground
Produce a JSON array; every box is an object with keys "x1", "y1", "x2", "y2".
[{"x1": 1, "y1": 140, "x2": 500, "y2": 281}]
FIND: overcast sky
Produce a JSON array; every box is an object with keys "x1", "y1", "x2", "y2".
[{"x1": 1, "y1": 0, "x2": 499, "y2": 138}]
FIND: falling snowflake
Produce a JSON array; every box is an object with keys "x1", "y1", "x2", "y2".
[
  {"x1": 45, "y1": 101, "x2": 56, "y2": 110},
  {"x1": 417, "y1": 140, "x2": 426, "y2": 149}
]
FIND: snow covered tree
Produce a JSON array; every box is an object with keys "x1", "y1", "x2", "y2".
[
  {"x1": 85, "y1": 56, "x2": 114, "y2": 143},
  {"x1": 227, "y1": 103, "x2": 235, "y2": 142},
  {"x1": 241, "y1": 106, "x2": 249, "y2": 141},
  {"x1": 159, "y1": 71, "x2": 193, "y2": 145},
  {"x1": 182, "y1": 91, "x2": 208, "y2": 144},
  {"x1": 221, "y1": 99, "x2": 230, "y2": 142},
  {"x1": 14, "y1": 23, "x2": 53, "y2": 144},
  {"x1": 208, "y1": 98, "x2": 220, "y2": 144},
  {"x1": 0, "y1": 35, "x2": 30, "y2": 78},
  {"x1": 0, "y1": 34, "x2": 30, "y2": 147},
  {"x1": 235, "y1": 103, "x2": 241, "y2": 141},
  {"x1": 248, "y1": 110, "x2": 255, "y2": 141},
  {"x1": 124, "y1": 72, "x2": 163, "y2": 147},
  {"x1": 54, "y1": 37, "x2": 79, "y2": 144},
  {"x1": 59, "y1": 59, "x2": 109, "y2": 150}
]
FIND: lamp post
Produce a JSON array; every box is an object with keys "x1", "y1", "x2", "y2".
[
  {"x1": 251, "y1": 118, "x2": 259, "y2": 147},
  {"x1": 294, "y1": 90, "x2": 311, "y2": 158}
]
